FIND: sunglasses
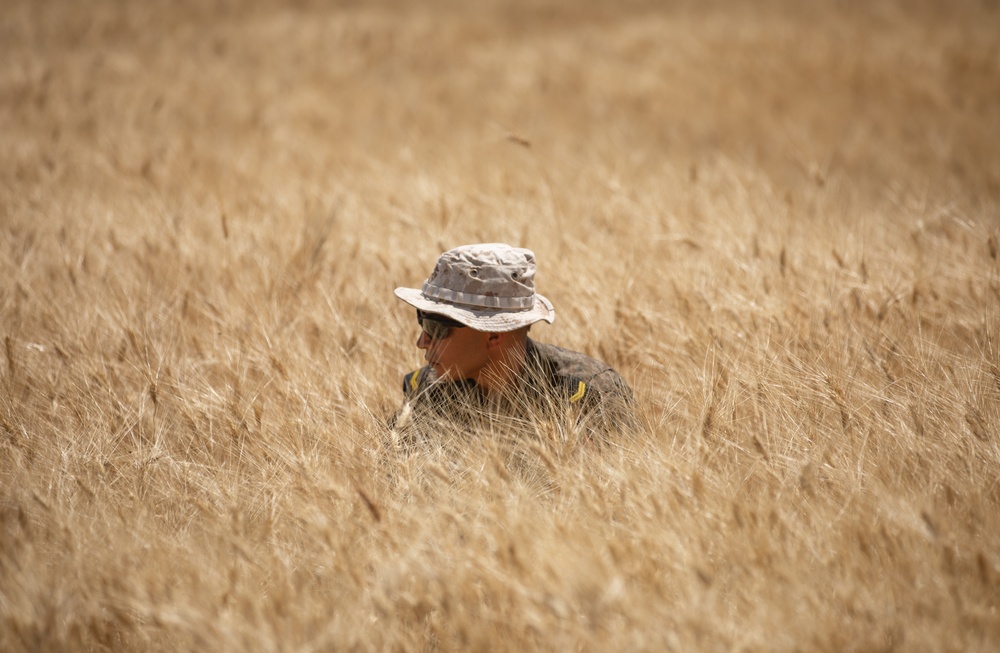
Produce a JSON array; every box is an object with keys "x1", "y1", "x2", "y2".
[{"x1": 416, "y1": 310, "x2": 465, "y2": 340}]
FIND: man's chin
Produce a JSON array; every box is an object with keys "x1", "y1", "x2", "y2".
[{"x1": 429, "y1": 365, "x2": 460, "y2": 382}]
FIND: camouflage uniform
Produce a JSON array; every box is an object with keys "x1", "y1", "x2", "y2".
[{"x1": 392, "y1": 338, "x2": 638, "y2": 440}]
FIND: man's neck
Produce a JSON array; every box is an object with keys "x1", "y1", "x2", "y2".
[{"x1": 475, "y1": 338, "x2": 529, "y2": 396}]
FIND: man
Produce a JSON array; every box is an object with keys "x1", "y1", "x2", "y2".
[{"x1": 391, "y1": 243, "x2": 638, "y2": 440}]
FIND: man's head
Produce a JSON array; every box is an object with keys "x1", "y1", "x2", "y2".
[{"x1": 395, "y1": 243, "x2": 555, "y2": 388}]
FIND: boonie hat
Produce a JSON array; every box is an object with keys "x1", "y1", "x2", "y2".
[{"x1": 394, "y1": 243, "x2": 556, "y2": 332}]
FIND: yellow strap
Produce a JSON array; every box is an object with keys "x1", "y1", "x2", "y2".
[
  {"x1": 569, "y1": 381, "x2": 586, "y2": 403},
  {"x1": 408, "y1": 370, "x2": 421, "y2": 392}
]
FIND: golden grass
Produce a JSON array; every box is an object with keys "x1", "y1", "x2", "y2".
[{"x1": 2, "y1": 0, "x2": 999, "y2": 650}]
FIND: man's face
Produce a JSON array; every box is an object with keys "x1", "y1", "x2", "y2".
[{"x1": 416, "y1": 321, "x2": 490, "y2": 383}]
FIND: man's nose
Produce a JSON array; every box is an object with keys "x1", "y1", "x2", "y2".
[{"x1": 416, "y1": 330, "x2": 431, "y2": 349}]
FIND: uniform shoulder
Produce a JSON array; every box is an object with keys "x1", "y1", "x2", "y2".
[
  {"x1": 526, "y1": 339, "x2": 640, "y2": 434},
  {"x1": 529, "y1": 340, "x2": 609, "y2": 376},
  {"x1": 402, "y1": 366, "x2": 433, "y2": 397},
  {"x1": 527, "y1": 339, "x2": 633, "y2": 398}
]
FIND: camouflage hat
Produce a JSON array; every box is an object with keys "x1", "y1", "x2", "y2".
[{"x1": 394, "y1": 243, "x2": 555, "y2": 332}]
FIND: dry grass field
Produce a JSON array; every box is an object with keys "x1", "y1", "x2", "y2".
[{"x1": 2, "y1": 0, "x2": 999, "y2": 650}]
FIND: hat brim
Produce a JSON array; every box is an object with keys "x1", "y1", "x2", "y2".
[{"x1": 394, "y1": 287, "x2": 555, "y2": 333}]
